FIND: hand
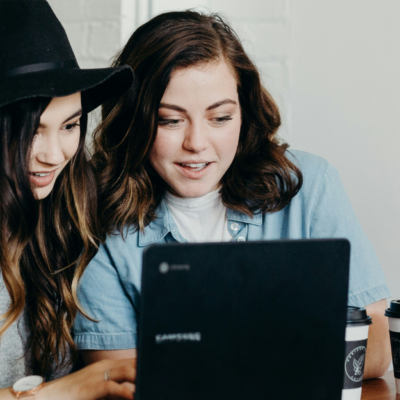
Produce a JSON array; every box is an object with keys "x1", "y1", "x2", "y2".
[
  {"x1": 363, "y1": 300, "x2": 391, "y2": 379},
  {"x1": 37, "y1": 358, "x2": 136, "y2": 400}
]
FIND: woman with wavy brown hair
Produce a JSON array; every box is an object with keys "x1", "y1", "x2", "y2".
[
  {"x1": 0, "y1": 0, "x2": 136, "y2": 398},
  {"x1": 75, "y1": 10, "x2": 391, "y2": 380}
]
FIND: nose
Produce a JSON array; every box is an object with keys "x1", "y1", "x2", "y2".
[
  {"x1": 35, "y1": 133, "x2": 66, "y2": 166},
  {"x1": 183, "y1": 121, "x2": 209, "y2": 153}
]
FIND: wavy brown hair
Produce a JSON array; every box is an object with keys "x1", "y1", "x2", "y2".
[
  {"x1": 0, "y1": 97, "x2": 98, "y2": 377},
  {"x1": 93, "y1": 10, "x2": 303, "y2": 235}
]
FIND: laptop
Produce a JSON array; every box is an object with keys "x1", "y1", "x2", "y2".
[{"x1": 136, "y1": 239, "x2": 350, "y2": 400}]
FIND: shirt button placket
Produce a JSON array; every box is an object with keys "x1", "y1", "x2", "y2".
[{"x1": 228, "y1": 221, "x2": 247, "y2": 242}]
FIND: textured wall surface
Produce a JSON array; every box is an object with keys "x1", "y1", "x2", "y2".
[{"x1": 48, "y1": 0, "x2": 124, "y2": 68}]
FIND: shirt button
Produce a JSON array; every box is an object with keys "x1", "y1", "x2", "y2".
[
  {"x1": 237, "y1": 237, "x2": 246, "y2": 242},
  {"x1": 231, "y1": 222, "x2": 239, "y2": 232}
]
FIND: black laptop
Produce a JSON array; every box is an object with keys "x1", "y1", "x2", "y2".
[{"x1": 137, "y1": 239, "x2": 350, "y2": 400}]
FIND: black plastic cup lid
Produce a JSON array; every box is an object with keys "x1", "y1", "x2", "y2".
[
  {"x1": 384, "y1": 300, "x2": 400, "y2": 318},
  {"x1": 347, "y1": 306, "x2": 372, "y2": 326}
]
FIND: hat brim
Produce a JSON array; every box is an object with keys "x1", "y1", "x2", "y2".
[{"x1": 0, "y1": 65, "x2": 134, "y2": 112}]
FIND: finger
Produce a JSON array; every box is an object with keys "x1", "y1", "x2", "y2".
[
  {"x1": 102, "y1": 381, "x2": 134, "y2": 400},
  {"x1": 120, "y1": 382, "x2": 135, "y2": 392},
  {"x1": 107, "y1": 364, "x2": 137, "y2": 383}
]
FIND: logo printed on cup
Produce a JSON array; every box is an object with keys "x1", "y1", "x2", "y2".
[
  {"x1": 342, "y1": 306, "x2": 371, "y2": 396},
  {"x1": 345, "y1": 346, "x2": 366, "y2": 382}
]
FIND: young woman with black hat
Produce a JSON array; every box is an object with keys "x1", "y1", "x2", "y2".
[
  {"x1": 0, "y1": 0, "x2": 135, "y2": 398},
  {"x1": 75, "y1": 11, "x2": 391, "y2": 380}
]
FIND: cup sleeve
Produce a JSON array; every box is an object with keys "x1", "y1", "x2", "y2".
[
  {"x1": 310, "y1": 164, "x2": 391, "y2": 307},
  {"x1": 73, "y1": 244, "x2": 138, "y2": 350}
]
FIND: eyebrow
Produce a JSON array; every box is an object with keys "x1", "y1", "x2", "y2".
[
  {"x1": 62, "y1": 109, "x2": 82, "y2": 124},
  {"x1": 159, "y1": 99, "x2": 237, "y2": 113},
  {"x1": 206, "y1": 99, "x2": 237, "y2": 110},
  {"x1": 38, "y1": 109, "x2": 83, "y2": 128},
  {"x1": 159, "y1": 103, "x2": 186, "y2": 112}
]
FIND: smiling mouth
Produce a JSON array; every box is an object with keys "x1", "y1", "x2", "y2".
[
  {"x1": 179, "y1": 162, "x2": 210, "y2": 171},
  {"x1": 31, "y1": 172, "x2": 52, "y2": 177},
  {"x1": 28, "y1": 170, "x2": 57, "y2": 187}
]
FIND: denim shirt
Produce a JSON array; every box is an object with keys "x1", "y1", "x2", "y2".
[{"x1": 74, "y1": 150, "x2": 390, "y2": 350}]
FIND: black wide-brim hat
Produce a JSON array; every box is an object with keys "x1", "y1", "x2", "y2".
[{"x1": 0, "y1": 0, "x2": 134, "y2": 112}]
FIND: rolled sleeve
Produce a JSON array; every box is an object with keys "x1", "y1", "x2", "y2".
[
  {"x1": 74, "y1": 244, "x2": 138, "y2": 350},
  {"x1": 310, "y1": 164, "x2": 391, "y2": 307}
]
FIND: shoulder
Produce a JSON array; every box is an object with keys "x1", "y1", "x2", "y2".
[
  {"x1": 105, "y1": 225, "x2": 140, "y2": 253},
  {"x1": 86, "y1": 226, "x2": 142, "y2": 277},
  {"x1": 282, "y1": 149, "x2": 347, "y2": 213},
  {"x1": 285, "y1": 149, "x2": 330, "y2": 177},
  {"x1": 81, "y1": 226, "x2": 143, "y2": 298},
  {"x1": 287, "y1": 149, "x2": 344, "y2": 188}
]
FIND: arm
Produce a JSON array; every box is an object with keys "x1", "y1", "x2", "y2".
[
  {"x1": 0, "y1": 359, "x2": 136, "y2": 400},
  {"x1": 305, "y1": 162, "x2": 391, "y2": 379},
  {"x1": 82, "y1": 349, "x2": 137, "y2": 365},
  {"x1": 0, "y1": 389, "x2": 15, "y2": 399},
  {"x1": 363, "y1": 299, "x2": 391, "y2": 380},
  {"x1": 73, "y1": 242, "x2": 140, "y2": 356}
]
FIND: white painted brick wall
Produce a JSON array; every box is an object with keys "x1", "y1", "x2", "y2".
[
  {"x1": 235, "y1": 21, "x2": 289, "y2": 60},
  {"x1": 212, "y1": 0, "x2": 287, "y2": 21},
  {"x1": 48, "y1": 0, "x2": 124, "y2": 68},
  {"x1": 152, "y1": 0, "x2": 210, "y2": 16}
]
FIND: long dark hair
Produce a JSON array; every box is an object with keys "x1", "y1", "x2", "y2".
[
  {"x1": 0, "y1": 97, "x2": 98, "y2": 376},
  {"x1": 93, "y1": 10, "x2": 303, "y2": 235}
]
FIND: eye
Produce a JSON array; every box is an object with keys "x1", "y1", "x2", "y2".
[
  {"x1": 158, "y1": 118, "x2": 182, "y2": 127},
  {"x1": 212, "y1": 115, "x2": 233, "y2": 124},
  {"x1": 62, "y1": 121, "x2": 81, "y2": 132}
]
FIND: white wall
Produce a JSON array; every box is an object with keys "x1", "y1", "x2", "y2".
[
  {"x1": 48, "y1": 0, "x2": 123, "y2": 68},
  {"x1": 49, "y1": 0, "x2": 400, "y2": 299},
  {"x1": 289, "y1": 1, "x2": 400, "y2": 300}
]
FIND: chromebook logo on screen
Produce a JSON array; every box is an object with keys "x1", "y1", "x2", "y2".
[{"x1": 159, "y1": 262, "x2": 169, "y2": 273}]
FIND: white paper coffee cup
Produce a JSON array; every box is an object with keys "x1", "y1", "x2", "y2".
[
  {"x1": 341, "y1": 306, "x2": 371, "y2": 400},
  {"x1": 385, "y1": 300, "x2": 400, "y2": 394}
]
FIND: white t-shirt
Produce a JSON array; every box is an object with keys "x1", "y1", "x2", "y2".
[{"x1": 164, "y1": 190, "x2": 232, "y2": 243}]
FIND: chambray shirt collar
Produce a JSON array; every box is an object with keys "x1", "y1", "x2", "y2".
[
  {"x1": 226, "y1": 208, "x2": 262, "y2": 226},
  {"x1": 138, "y1": 197, "x2": 262, "y2": 247}
]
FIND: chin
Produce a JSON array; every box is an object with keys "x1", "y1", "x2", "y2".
[{"x1": 34, "y1": 185, "x2": 54, "y2": 200}]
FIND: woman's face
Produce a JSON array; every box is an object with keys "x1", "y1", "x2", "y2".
[
  {"x1": 149, "y1": 60, "x2": 241, "y2": 198},
  {"x1": 29, "y1": 93, "x2": 82, "y2": 200}
]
